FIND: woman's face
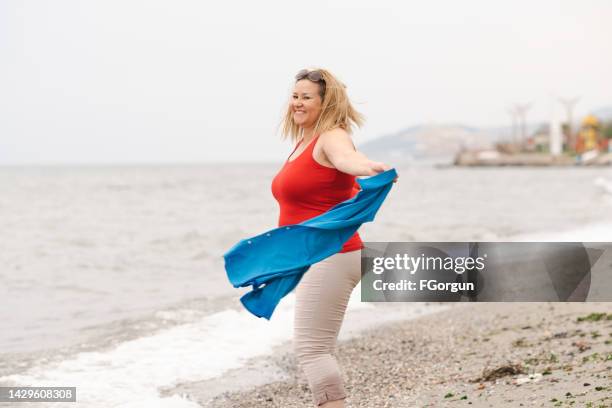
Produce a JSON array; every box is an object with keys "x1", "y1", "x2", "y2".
[{"x1": 291, "y1": 79, "x2": 323, "y2": 128}]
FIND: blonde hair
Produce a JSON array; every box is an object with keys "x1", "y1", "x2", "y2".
[{"x1": 280, "y1": 68, "x2": 365, "y2": 142}]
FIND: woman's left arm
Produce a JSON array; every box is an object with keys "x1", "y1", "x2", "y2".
[{"x1": 321, "y1": 129, "x2": 392, "y2": 177}]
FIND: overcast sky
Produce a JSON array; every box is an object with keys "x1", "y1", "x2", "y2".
[{"x1": 1, "y1": 0, "x2": 611, "y2": 165}]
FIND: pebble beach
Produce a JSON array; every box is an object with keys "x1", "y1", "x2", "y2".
[{"x1": 204, "y1": 302, "x2": 612, "y2": 408}]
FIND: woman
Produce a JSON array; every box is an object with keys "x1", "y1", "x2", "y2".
[{"x1": 271, "y1": 68, "x2": 396, "y2": 407}]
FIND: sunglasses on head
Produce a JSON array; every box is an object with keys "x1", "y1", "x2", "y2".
[{"x1": 295, "y1": 69, "x2": 324, "y2": 82}]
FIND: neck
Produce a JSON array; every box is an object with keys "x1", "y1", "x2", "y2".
[{"x1": 301, "y1": 127, "x2": 316, "y2": 142}]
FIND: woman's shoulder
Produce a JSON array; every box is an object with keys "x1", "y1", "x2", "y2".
[
  {"x1": 320, "y1": 127, "x2": 349, "y2": 138},
  {"x1": 319, "y1": 127, "x2": 353, "y2": 145},
  {"x1": 318, "y1": 127, "x2": 357, "y2": 160}
]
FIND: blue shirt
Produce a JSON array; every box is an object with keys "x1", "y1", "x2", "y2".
[{"x1": 223, "y1": 168, "x2": 397, "y2": 319}]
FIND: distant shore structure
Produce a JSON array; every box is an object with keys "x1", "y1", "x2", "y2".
[{"x1": 455, "y1": 100, "x2": 612, "y2": 167}]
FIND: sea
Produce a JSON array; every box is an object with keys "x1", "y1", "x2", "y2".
[{"x1": 1, "y1": 163, "x2": 612, "y2": 407}]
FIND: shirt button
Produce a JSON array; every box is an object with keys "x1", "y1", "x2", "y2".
[{"x1": 247, "y1": 240, "x2": 252, "y2": 244}]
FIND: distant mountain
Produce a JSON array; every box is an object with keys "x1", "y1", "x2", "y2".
[
  {"x1": 358, "y1": 105, "x2": 611, "y2": 164},
  {"x1": 358, "y1": 124, "x2": 500, "y2": 164}
]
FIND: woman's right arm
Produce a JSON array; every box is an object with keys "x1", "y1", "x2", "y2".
[{"x1": 321, "y1": 128, "x2": 394, "y2": 177}]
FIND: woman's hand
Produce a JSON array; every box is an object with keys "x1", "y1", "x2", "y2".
[
  {"x1": 367, "y1": 160, "x2": 390, "y2": 175},
  {"x1": 366, "y1": 160, "x2": 398, "y2": 182}
]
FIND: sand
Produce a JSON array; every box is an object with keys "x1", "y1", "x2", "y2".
[{"x1": 197, "y1": 302, "x2": 612, "y2": 407}]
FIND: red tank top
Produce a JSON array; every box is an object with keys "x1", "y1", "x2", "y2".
[{"x1": 271, "y1": 134, "x2": 363, "y2": 253}]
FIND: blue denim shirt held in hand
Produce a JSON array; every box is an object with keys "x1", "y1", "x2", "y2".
[{"x1": 223, "y1": 168, "x2": 397, "y2": 319}]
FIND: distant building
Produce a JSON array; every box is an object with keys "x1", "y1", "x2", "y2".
[
  {"x1": 576, "y1": 114, "x2": 605, "y2": 153},
  {"x1": 528, "y1": 124, "x2": 550, "y2": 152}
]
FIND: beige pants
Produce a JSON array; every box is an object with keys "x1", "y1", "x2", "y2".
[{"x1": 293, "y1": 249, "x2": 362, "y2": 406}]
